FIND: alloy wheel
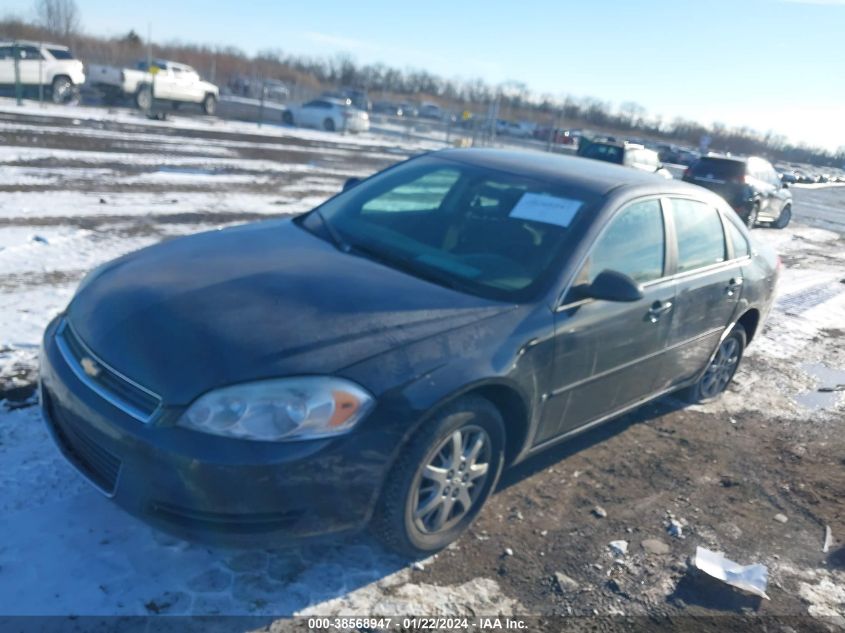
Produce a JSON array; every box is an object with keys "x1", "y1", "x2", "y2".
[
  {"x1": 700, "y1": 337, "x2": 740, "y2": 399},
  {"x1": 412, "y1": 425, "x2": 491, "y2": 534}
]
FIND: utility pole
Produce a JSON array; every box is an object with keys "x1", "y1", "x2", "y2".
[
  {"x1": 38, "y1": 40, "x2": 44, "y2": 106},
  {"x1": 13, "y1": 41, "x2": 22, "y2": 106}
]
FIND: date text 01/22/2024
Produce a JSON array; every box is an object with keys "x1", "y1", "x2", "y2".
[{"x1": 306, "y1": 617, "x2": 528, "y2": 629}]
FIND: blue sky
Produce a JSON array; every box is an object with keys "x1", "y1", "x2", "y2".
[{"x1": 6, "y1": 0, "x2": 844, "y2": 150}]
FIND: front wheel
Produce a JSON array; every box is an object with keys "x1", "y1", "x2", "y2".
[
  {"x1": 371, "y1": 396, "x2": 505, "y2": 557},
  {"x1": 282, "y1": 110, "x2": 294, "y2": 125},
  {"x1": 773, "y1": 204, "x2": 792, "y2": 229},
  {"x1": 51, "y1": 76, "x2": 74, "y2": 104},
  {"x1": 683, "y1": 324, "x2": 746, "y2": 404},
  {"x1": 201, "y1": 94, "x2": 217, "y2": 116},
  {"x1": 323, "y1": 117, "x2": 336, "y2": 132}
]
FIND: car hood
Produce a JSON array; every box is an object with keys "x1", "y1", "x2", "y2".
[{"x1": 68, "y1": 219, "x2": 511, "y2": 404}]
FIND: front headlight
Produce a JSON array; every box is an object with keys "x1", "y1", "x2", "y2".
[{"x1": 178, "y1": 377, "x2": 374, "y2": 442}]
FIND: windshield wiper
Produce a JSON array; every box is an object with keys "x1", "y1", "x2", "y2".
[{"x1": 313, "y1": 208, "x2": 351, "y2": 253}]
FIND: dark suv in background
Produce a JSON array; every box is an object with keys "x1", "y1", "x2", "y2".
[{"x1": 683, "y1": 156, "x2": 792, "y2": 229}]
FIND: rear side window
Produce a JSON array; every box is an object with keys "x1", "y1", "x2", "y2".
[
  {"x1": 579, "y1": 199, "x2": 665, "y2": 284},
  {"x1": 669, "y1": 198, "x2": 726, "y2": 272},
  {"x1": 47, "y1": 48, "x2": 74, "y2": 60},
  {"x1": 690, "y1": 158, "x2": 745, "y2": 182},
  {"x1": 724, "y1": 217, "x2": 750, "y2": 258}
]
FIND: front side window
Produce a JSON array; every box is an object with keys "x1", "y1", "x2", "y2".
[
  {"x1": 669, "y1": 198, "x2": 726, "y2": 272},
  {"x1": 300, "y1": 157, "x2": 600, "y2": 300},
  {"x1": 577, "y1": 199, "x2": 665, "y2": 285}
]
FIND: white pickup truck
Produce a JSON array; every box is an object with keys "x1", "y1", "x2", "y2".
[
  {"x1": 88, "y1": 59, "x2": 219, "y2": 115},
  {"x1": 0, "y1": 40, "x2": 85, "y2": 103}
]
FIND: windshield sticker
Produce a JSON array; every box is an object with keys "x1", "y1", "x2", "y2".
[{"x1": 509, "y1": 193, "x2": 582, "y2": 227}]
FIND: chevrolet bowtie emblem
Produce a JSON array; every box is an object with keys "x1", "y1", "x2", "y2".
[{"x1": 80, "y1": 357, "x2": 101, "y2": 378}]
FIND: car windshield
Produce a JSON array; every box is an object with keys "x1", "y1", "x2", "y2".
[
  {"x1": 299, "y1": 155, "x2": 598, "y2": 301},
  {"x1": 580, "y1": 143, "x2": 624, "y2": 164}
]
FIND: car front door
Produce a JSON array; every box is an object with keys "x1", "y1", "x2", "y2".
[
  {"x1": 17, "y1": 45, "x2": 43, "y2": 85},
  {"x1": 656, "y1": 197, "x2": 743, "y2": 391},
  {"x1": 0, "y1": 46, "x2": 14, "y2": 84},
  {"x1": 536, "y1": 197, "x2": 676, "y2": 445}
]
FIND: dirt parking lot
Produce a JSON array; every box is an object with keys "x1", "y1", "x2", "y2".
[{"x1": 0, "y1": 99, "x2": 843, "y2": 631}]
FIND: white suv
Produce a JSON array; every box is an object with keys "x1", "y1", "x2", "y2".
[{"x1": 0, "y1": 41, "x2": 86, "y2": 103}]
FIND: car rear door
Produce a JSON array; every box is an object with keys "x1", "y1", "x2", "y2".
[
  {"x1": 656, "y1": 196, "x2": 743, "y2": 391},
  {"x1": 537, "y1": 197, "x2": 676, "y2": 444}
]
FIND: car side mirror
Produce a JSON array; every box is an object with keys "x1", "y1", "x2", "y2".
[
  {"x1": 342, "y1": 177, "x2": 361, "y2": 192},
  {"x1": 584, "y1": 270, "x2": 644, "y2": 302}
]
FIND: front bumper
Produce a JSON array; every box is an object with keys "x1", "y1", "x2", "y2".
[{"x1": 39, "y1": 316, "x2": 390, "y2": 547}]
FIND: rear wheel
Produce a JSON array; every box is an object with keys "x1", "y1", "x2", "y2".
[
  {"x1": 201, "y1": 94, "x2": 217, "y2": 116},
  {"x1": 371, "y1": 396, "x2": 505, "y2": 557},
  {"x1": 772, "y1": 204, "x2": 792, "y2": 229},
  {"x1": 683, "y1": 324, "x2": 746, "y2": 404},
  {"x1": 282, "y1": 110, "x2": 294, "y2": 125},
  {"x1": 745, "y1": 203, "x2": 759, "y2": 229},
  {"x1": 135, "y1": 85, "x2": 153, "y2": 110},
  {"x1": 323, "y1": 117, "x2": 336, "y2": 132}
]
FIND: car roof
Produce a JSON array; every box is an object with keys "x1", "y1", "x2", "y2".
[
  {"x1": 435, "y1": 148, "x2": 700, "y2": 197},
  {"x1": 1, "y1": 40, "x2": 69, "y2": 49}
]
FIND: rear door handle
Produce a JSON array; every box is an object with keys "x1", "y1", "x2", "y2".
[
  {"x1": 726, "y1": 277, "x2": 743, "y2": 296},
  {"x1": 647, "y1": 300, "x2": 673, "y2": 323}
]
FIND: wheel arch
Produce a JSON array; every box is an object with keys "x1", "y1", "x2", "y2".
[{"x1": 736, "y1": 308, "x2": 761, "y2": 343}]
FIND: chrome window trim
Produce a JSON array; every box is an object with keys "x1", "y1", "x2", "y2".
[{"x1": 55, "y1": 320, "x2": 161, "y2": 423}]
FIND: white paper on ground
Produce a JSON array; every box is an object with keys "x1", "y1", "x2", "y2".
[
  {"x1": 509, "y1": 193, "x2": 582, "y2": 228},
  {"x1": 694, "y1": 546, "x2": 770, "y2": 599}
]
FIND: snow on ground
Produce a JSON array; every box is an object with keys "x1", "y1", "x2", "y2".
[{"x1": 0, "y1": 102, "x2": 843, "y2": 620}]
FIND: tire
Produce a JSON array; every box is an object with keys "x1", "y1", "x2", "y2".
[
  {"x1": 323, "y1": 117, "x2": 336, "y2": 132},
  {"x1": 682, "y1": 324, "x2": 746, "y2": 404},
  {"x1": 201, "y1": 94, "x2": 217, "y2": 116},
  {"x1": 371, "y1": 396, "x2": 505, "y2": 558},
  {"x1": 744, "y1": 203, "x2": 759, "y2": 229},
  {"x1": 171, "y1": 101, "x2": 181, "y2": 110},
  {"x1": 282, "y1": 110, "x2": 294, "y2": 125},
  {"x1": 135, "y1": 85, "x2": 153, "y2": 110},
  {"x1": 50, "y1": 76, "x2": 73, "y2": 104},
  {"x1": 773, "y1": 204, "x2": 792, "y2": 229}
]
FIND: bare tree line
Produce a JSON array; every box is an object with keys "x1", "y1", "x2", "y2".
[{"x1": 2, "y1": 4, "x2": 843, "y2": 167}]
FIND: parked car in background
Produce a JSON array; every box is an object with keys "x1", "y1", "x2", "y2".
[
  {"x1": 40, "y1": 148, "x2": 778, "y2": 556},
  {"x1": 282, "y1": 97, "x2": 370, "y2": 132},
  {"x1": 418, "y1": 102, "x2": 443, "y2": 120},
  {"x1": 683, "y1": 155, "x2": 792, "y2": 228},
  {"x1": 578, "y1": 140, "x2": 673, "y2": 179},
  {"x1": 88, "y1": 59, "x2": 219, "y2": 114},
  {"x1": 0, "y1": 40, "x2": 85, "y2": 103},
  {"x1": 372, "y1": 100, "x2": 404, "y2": 116}
]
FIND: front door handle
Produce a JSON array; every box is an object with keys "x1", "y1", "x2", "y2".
[
  {"x1": 726, "y1": 277, "x2": 743, "y2": 296},
  {"x1": 647, "y1": 300, "x2": 673, "y2": 323}
]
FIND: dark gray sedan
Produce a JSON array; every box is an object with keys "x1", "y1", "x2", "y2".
[{"x1": 39, "y1": 149, "x2": 779, "y2": 557}]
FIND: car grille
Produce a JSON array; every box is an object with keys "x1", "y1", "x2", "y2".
[
  {"x1": 43, "y1": 390, "x2": 122, "y2": 495},
  {"x1": 56, "y1": 320, "x2": 161, "y2": 422}
]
